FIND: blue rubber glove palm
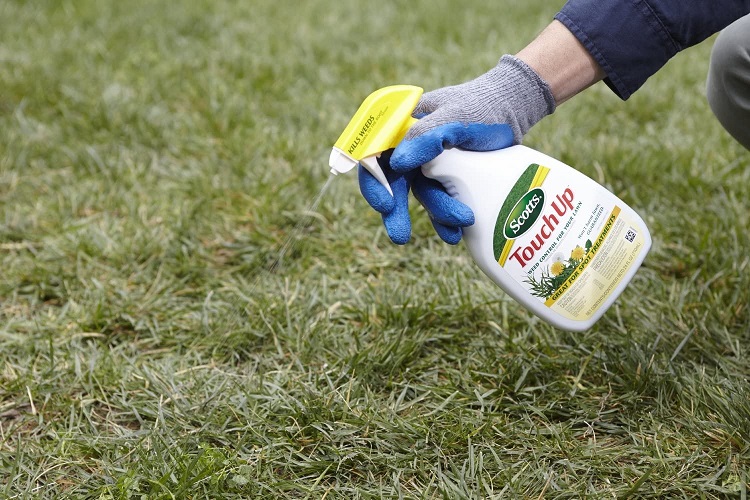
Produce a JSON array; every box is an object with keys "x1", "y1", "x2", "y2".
[{"x1": 359, "y1": 55, "x2": 556, "y2": 245}]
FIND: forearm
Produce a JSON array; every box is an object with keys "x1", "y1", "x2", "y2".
[
  {"x1": 554, "y1": 0, "x2": 750, "y2": 99},
  {"x1": 515, "y1": 20, "x2": 605, "y2": 105}
]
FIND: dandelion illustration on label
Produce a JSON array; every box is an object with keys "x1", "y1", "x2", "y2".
[
  {"x1": 549, "y1": 252, "x2": 566, "y2": 276},
  {"x1": 550, "y1": 261, "x2": 565, "y2": 276},
  {"x1": 571, "y1": 245, "x2": 585, "y2": 261},
  {"x1": 526, "y1": 242, "x2": 593, "y2": 300}
]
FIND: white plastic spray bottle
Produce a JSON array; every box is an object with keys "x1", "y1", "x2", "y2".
[{"x1": 330, "y1": 85, "x2": 652, "y2": 332}]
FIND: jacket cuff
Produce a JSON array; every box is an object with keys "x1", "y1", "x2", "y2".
[{"x1": 554, "y1": 0, "x2": 680, "y2": 100}]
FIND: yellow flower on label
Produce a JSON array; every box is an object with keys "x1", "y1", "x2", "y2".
[
  {"x1": 571, "y1": 246, "x2": 585, "y2": 260},
  {"x1": 550, "y1": 261, "x2": 565, "y2": 276}
]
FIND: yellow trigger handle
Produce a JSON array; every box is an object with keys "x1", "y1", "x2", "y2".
[
  {"x1": 329, "y1": 85, "x2": 422, "y2": 196},
  {"x1": 332, "y1": 85, "x2": 423, "y2": 161}
]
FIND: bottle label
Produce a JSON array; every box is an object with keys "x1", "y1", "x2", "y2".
[{"x1": 493, "y1": 164, "x2": 646, "y2": 321}]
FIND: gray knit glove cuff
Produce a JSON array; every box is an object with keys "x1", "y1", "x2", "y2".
[{"x1": 405, "y1": 55, "x2": 557, "y2": 145}]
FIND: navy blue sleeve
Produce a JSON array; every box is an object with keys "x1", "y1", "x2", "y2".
[{"x1": 555, "y1": 0, "x2": 750, "y2": 99}]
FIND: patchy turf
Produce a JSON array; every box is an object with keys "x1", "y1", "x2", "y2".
[{"x1": 0, "y1": 0, "x2": 748, "y2": 497}]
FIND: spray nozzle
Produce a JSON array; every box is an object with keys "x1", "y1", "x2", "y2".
[{"x1": 329, "y1": 85, "x2": 422, "y2": 196}]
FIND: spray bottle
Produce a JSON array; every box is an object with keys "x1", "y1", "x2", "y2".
[{"x1": 330, "y1": 85, "x2": 651, "y2": 332}]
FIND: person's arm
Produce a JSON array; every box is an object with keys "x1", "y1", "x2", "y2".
[
  {"x1": 555, "y1": 0, "x2": 750, "y2": 99},
  {"x1": 359, "y1": 1, "x2": 750, "y2": 245},
  {"x1": 362, "y1": 21, "x2": 597, "y2": 245},
  {"x1": 516, "y1": 20, "x2": 605, "y2": 105}
]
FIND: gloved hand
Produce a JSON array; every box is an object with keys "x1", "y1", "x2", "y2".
[
  {"x1": 360, "y1": 55, "x2": 556, "y2": 245},
  {"x1": 359, "y1": 150, "x2": 475, "y2": 245}
]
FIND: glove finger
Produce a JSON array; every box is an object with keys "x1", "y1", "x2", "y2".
[
  {"x1": 409, "y1": 116, "x2": 516, "y2": 151},
  {"x1": 390, "y1": 128, "x2": 446, "y2": 172},
  {"x1": 412, "y1": 174, "x2": 474, "y2": 227},
  {"x1": 380, "y1": 170, "x2": 412, "y2": 245},
  {"x1": 452, "y1": 122, "x2": 515, "y2": 151},
  {"x1": 358, "y1": 164, "x2": 412, "y2": 244},
  {"x1": 412, "y1": 87, "x2": 454, "y2": 116},
  {"x1": 358, "y1": 164, "x2": 395, "y2": 214},
  {"x1": 391, "y1": 121, "x2": 515, "y2": 172},
  {"x1": 429, "y1": 220, "x2": 464, "y2": 245},
  {"x1": 412, "y1": 173, "x2": 471, "y2": 245}
]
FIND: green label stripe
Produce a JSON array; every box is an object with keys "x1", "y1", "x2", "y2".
[{"x1": 493, "y1": 164, "x2": 542, "y2": 261}]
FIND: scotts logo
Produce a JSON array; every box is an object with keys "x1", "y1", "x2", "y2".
[{"x1": 503, "y1": 188, "x2": 545, "y2": 239}]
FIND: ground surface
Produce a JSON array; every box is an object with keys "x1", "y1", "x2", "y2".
[{"x1": 1, "y1": 0, "x2": 749, "y2": 497}]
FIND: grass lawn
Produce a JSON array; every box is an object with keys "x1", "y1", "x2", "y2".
[{"x1": 1, "y1": 0, "x2": 749, "y2": 497}]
